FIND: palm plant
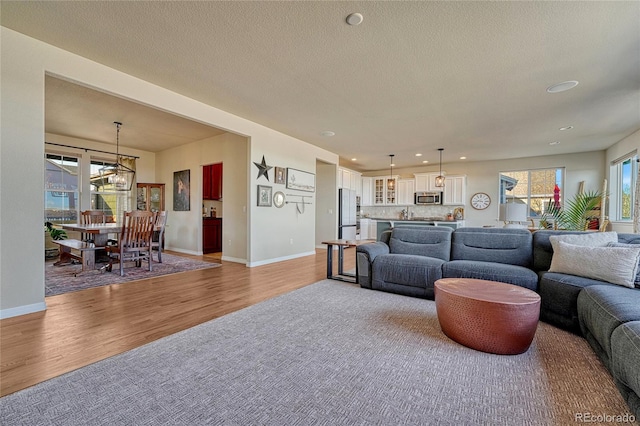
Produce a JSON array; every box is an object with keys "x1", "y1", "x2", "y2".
[
  {"x1": 540, "y1": 191, "x2": 603, "y2": 231},
  {"x1": 45, "y1": 221, "x2": 67, "y2": 240}
]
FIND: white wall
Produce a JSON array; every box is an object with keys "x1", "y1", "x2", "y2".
[
  {"x1": 315, "y1": 161, "x2": 338, "y2": 248},
  {"x1": 0, "y1": 28, "x2": 338, "y2": 318},
  {"x1": 364, "y1": 151, "x2": 606, "y2": 227},
  {"x1": 155, "y1": 132, "x2": 248, "y2": 261},
  {"x1": 606, "y1": 129, "x2": 640, "y2": 233}
]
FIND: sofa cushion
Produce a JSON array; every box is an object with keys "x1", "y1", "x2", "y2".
[
  {"x1": 538, "y1": 272, "x2": 620, "y2": 334},
  {"x1": 608, "y1": 242, "x2": 640, "y2": 288},
  {"x1": 548, "y1": 231, "x2": 618, "y2": 248},
  {"x1": 388, "y1": 226, "x2": 452, "y2": 261},
  {"x1": 611, "y1": 321, "x2": 640, "y2": 417},
  {"x1": 577, "y1": 285, "x2": 640, "y2": 368},
  {"x1": 372, "y1": 254, "x2": 445, "y2": 299},
  {"x1": 442, "y1": 260, "x2": 538, "y2": 291},
  {"x1": 451, "y1": 227, "x2": 533, "y2": 267},
  {"x1": 533, "y1": 230, "x2": 639, "y2": 272},
  {"x1": 548, "y1": 241, "x2": 640, "y2": 288}
]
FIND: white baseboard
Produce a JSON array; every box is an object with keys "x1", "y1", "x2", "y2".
[
  {"x1": 221, "y1": 256, "x2": 247, "y2": 264},
  {"x1": 247, "y1": 250, "x2": 316, "y2": 267},
  {"x1": 165, "y1": 247, "x2": 200, "y2": 256},
  {"x1": 0, "y1": 301, "x2": 47, "y2": 319}
]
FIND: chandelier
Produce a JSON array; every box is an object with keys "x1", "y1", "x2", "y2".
[{"x1": 98, "y1": 122, "x2": 135, "y2": 191}]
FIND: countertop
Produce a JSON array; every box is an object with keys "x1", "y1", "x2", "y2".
[{"x1": 365, "y1": 217, "x2": 463, "y2": 223}]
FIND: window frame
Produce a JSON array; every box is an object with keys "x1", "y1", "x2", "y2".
[
  {"x1": 609, "y1": 151, "x2": 638, "y2": 223},
  {"x1": 498, "y1": 167, "x2": 565, "y2": 219}
]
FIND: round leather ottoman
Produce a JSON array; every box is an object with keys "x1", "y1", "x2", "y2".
[{"x1": 434, "y1": 278, "x2": 541, "y2": 355}]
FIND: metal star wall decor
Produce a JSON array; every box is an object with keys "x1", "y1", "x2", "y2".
[{"x1": 253, "y1": 155, "x2": 273, "y2": 181}]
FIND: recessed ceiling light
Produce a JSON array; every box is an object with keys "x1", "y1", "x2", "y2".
[
  {"x1": 320, "y1": 130, "x2": 335, "y2": 137},
  {"x1": 415, "y1": 153, "x2": 422, "y2": 157},
  {"x1": 422, "y1": 160, "x2": 429, "y2": 163},
  {"x1": 546, "y1": 81, "x2": 579, "y2": 93},
  {"x1": 351, "y1": 158, "x2": 357, "y2": 161},
  {"x1": 460, "y1": 156, "x2": 467, "y2": 160},
  {"x1": 559, "y1": 126, "x2": 574, "y2": 131},
  {"x1": 549, "y1": 141, "x2": 561, "y2": 145},
  {"x1": 346, "y1": 13, "x2": 363, "y2": 26}
]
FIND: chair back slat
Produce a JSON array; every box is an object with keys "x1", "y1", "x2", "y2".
[
  {"x1": 119, "y1": 210, "x2": 156, "y2": 251},
  {"x1": 79, "y1": 210, "x2": 107, "y2": 242}
]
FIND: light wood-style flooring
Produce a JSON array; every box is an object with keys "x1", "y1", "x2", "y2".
[{"x1": 0, "y1": 248, "x2": 355, "y2": 397}]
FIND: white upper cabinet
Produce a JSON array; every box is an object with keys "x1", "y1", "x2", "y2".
[
  {"x1": 373, "y1": 176, "x2": 398, "y2": 205},
  {"x1": 442, "y1": 175, "x2": 467, "y2": 205},
  {"x1": 361, "y1": 177, "x2": 373, "y2": 206},
  {"x1": 414, "y1": 172, "x2": 445, "y2": 192},
  {"x1": 397, "y1": 179, "x2": 415, "y2": 205}
]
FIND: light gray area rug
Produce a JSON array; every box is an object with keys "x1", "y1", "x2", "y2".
[{"x1": 1, "y1": 281, "x2": 635, "y2": 425}]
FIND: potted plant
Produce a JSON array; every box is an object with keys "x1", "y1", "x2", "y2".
[
  {"x1": 45, "y1": 221, "x2": 67, "y2": 258},
  {"x1": 540, "y1": 191, "x2": 603, "y2": 231}
]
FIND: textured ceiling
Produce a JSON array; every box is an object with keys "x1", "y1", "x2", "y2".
[{"x1": 2, "y1": 1, "x2": 639, "y2": 171}]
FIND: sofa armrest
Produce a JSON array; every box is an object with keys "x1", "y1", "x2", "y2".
[{"x1": 356, "y1": 242, "x2": 389, "y2": 289}]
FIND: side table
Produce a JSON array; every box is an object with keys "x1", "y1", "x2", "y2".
[{"x1": 321, "y1": 239, "x2": 375, "y2": 283}]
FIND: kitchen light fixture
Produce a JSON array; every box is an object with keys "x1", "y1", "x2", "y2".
[
  {"x1": 388, "y1": 154, "x2": 395, "y2": 191},
  {"x1": 98, "y1": 121, "x2": 135, "y2": 191},
  {"x1": 435, "y1": 148, "x2": 445, "y2": 188}
]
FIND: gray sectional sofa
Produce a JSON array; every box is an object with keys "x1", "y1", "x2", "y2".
[{"x1": 356, "y1": 226, "x2": 640, "y2": 416}]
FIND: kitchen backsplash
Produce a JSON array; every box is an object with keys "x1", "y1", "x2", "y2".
[{"x1": 361, "y1": 205, "x2": 464, "y2": 220}]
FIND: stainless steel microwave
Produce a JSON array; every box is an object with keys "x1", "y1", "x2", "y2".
[{"x1": 414, "y1": 192, "x2": 442, "y2": 205}]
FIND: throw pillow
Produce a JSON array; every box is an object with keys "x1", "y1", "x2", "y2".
[
  {"x1": 549, "y1": 241, "x2": 640, "y2": 288},
  {"x1": 608, "y1": 242, "x2": 640, "y2": 289},
  {"x1": 549, "y1": 231, "x2": 618, "y2": 248}
]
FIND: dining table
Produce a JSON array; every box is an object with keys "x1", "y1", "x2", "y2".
[{"x1": 61, "y1": 223, "x2": 121, "y2": 247}]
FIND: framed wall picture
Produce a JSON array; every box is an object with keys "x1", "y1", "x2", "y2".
[
  {"x1": 286, "y1": 168, "x2": 315, "y2": 192},
  {"x1": 173, "y1": 169, "x2": 190, "y2": 211},
  {"x1": 275, "y1": 167, "x2": 286, "y2": 185},
  {"x1": 257, "y1": 185, "x2": 272, "y2": 207}
]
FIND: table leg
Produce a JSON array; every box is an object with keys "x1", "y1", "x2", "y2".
[
  {"x1": 326, "y1": 243, "x2": 333, "y2": 279},
  {"x1": 337, "y1": 246, "x2": 345, "y2": 276},
  {"x1": 82, "y1": 250, "x2": 96, "y2": 272}
]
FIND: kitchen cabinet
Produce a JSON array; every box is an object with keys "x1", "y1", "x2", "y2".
[
  {"x1": 373, "y1": 176, "x2": 398, "y2": 205},
  {"x1": 397, "y1": 179, "x2": 415, "y2": 205},
  {"x1": 361, "y1": 177, "x2": 373, "y2": 206},
  {"x1": 443, "y1": 175, "x2": 466, "y2": 205},
  {"x1": 136, "y1": 183, "x2": 165, "y2": 212},
  {"x1": 414, "y1": 172, "x2": 445, "y2": 192},
  {"x1": 203, "y1": 163, "x2": 223, "y2": 200},
  {"x1": 338, "y1": 167, "x2": 362, "y2": 196},
  {"x1": 203, "y1": 217, "x2": 222, "y2": 253}
]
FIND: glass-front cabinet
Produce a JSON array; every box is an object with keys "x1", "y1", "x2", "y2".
[
  {"x1": 373, "y1": 177, "x2": 398, "y2": 205},
  {"x1": 137, "y1": 183, "x2": 165, "y2": 212}
]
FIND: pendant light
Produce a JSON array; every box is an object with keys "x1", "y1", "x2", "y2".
[
  {"x1": 435, "y1": 148, "x2": 445, "y2": 188},
  {"x1": 388, "y1": 154, "x2": 395, "y2": 190},
  {"x1": 98, "y1": 122, "x2": 135, "y2": 191}
]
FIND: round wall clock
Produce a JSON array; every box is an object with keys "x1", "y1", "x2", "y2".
[{"x1": 470, "y1": 192, "x2": 491, "y2": 210}]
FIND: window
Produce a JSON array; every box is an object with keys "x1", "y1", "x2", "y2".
[
  {"x1": 610, "y1": 152, "x2": 638, "y2": 222},
  {"x1": 90, "y1": 159, "x2": 131, "y2": 223},
  {"x1": 45, "y1": 154, "x2": 79, "y2": 224},
  {"x1": 499, "y1": 168, "x2": 564, "y2": 218}
]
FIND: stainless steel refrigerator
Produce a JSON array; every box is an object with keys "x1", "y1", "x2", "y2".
[{"x1": 339, "y1": 188, "x2": 357, "y2": 240}]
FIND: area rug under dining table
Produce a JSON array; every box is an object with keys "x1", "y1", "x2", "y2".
[{"x1": 45, "y1": 253, "x2": 220, "y2": 297}]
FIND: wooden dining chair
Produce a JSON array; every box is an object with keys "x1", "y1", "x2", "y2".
[
  {"x1": 151, "y1": 211, "x2": 168, "y2": 263},
  {"x1": 79, "y1": 210, "x2": 106, "y2": 243},
  {"x1": 105, "y1": 210, "x2": 156, "y2": 276}
]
